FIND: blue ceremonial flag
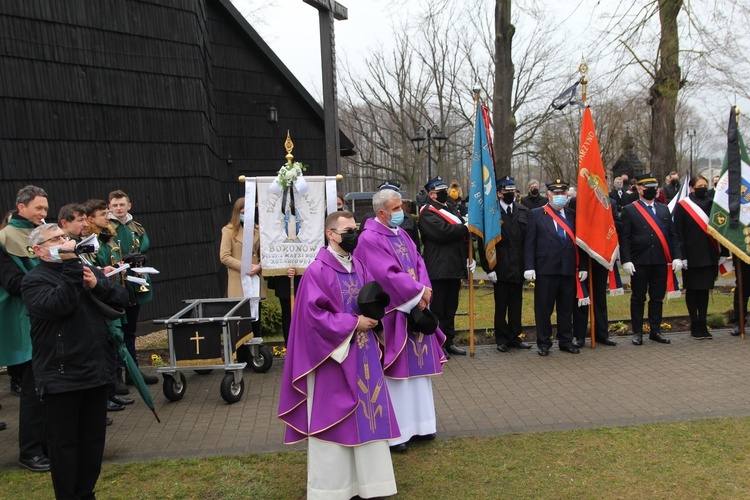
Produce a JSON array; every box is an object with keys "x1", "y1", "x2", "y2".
[{"x1": 468, "y1": 103, "x2": 502, "y2": 268}]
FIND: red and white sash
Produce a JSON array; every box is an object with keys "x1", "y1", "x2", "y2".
[
  {"x1": 678, "y1": 197, "x2": 719, "y2": 253},
  {"x1": 633, "y1": 202, "x2": 680, "y2": 298},
  {"x1": 543, "y1": 206, "x2": 589, "y2": 306},
  {"x1": 422, "y1": 204, "x2": 463, "y2": 224}
]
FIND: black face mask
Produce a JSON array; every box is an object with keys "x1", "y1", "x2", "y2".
[
  {"x1": 642, "y1": 187, "x2": 657, "y2": 200},
  {"x1": 502, "y1": 192, "x2": 516, "y2": 204},
  {"x1": 435, "y1": 191, "x2": 449, "y2": 204},
  {"x1": 529, "y1": 188, "x2": 539, "y2": 196},
  {"x1": 671, "y1": 179, "x2": 679, "y2": 186},
  {"x1": 338, "y1": 231, "x2": 359, "y2": 254},
  {"x1": 694, "y1": 187, "x2": 708, "y2": 199}
]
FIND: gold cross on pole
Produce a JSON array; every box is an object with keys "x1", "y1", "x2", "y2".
[{"x1": 190, "y1": 331, "x2": 205, "y2": 354}]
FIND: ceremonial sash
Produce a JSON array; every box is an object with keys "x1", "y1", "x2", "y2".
[
  {"x1": 542, "y1": 206, "x2": 589, "y2": 306},
  {"x1": 422, "y1": 204, "x2": 463, "y2": 224},
  {"x1": 678, "y1": 197, "x2": 719, "y2": 254},
  {"x1": 633, "y1": 202, "x2": 680, "y2": 298},
  {"x1": 608, "y1": 261, "x2": 624, "y2": 296}
]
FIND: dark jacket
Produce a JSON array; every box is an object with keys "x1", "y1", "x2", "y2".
[
  {"x1": 619, "y1": 199, "x2": 682, "y2": 265},
  {"x1": 673, "y1": 194, "x2": 719, "y2": 268},
  {"x1": 418, "y1": 200, "x2": 469, "y2": 280},
  {"x1": 663, "y1": 180, "x2": 680, "y2": 202},
  {"x1": 524, "y1": 205, "x2": 584, "y2": 276},
  {"x1": 609, "y1": 188, "x2": 630, "y2": 211},
  {"x1": 521, "y1": 194, "x2": 546, "y2": 210},
  {"x1": 22, "y1": 259, "x2": 128, "y2": 396},
  {"x1": 479, "y1": 202, "x2": 528, "y2": 283}
]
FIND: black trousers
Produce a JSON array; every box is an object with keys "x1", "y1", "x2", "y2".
[
  {"x1": 431, "y1": 279, "x2": 461, "y2": 346},
  {"x1": 732, "y1": 258, "x2": 750, "y2": 323},
  {"x1": 44, "y1": 385, "x2": 108, "y2": 500},
  {"x1": 630, "y1": 264, "x2": 667, "y2": 334},
  {"x1": 492, "y1": 280, "x2": 524, "y2": 346},
  {"x1": 534, "y1": 274, "x2": 575, "y2": 349},
  {"x1": 574, "y1": 262, "x2": 611, "y2": 341},
  {"x1": 19, "y1": 360, "x2": 45, "y2": 460},
  {"x1": 279, "y1": 296, "x2": 292, "y2": 346},
  {"x1": 685, "y1": 289, "x2": 709, "y2": 333}
]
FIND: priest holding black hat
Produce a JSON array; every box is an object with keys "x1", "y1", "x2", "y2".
[
  {"x1": 418, "y1": 176, "x2": 473, "y2": 357},
  {"x1": 354, "y1": 188, "x2": 446, "y2": 453}
]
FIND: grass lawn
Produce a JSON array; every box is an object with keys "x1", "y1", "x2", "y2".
[
  {"x1": 3, "y1": 416, "x2": 750, "y2": 498},
  {"x1": 456, "y1": 286, "x2": 734, "y2": 331}
]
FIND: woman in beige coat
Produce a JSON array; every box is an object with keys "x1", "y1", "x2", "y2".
[{"x1": 220, "y1": 197, "x2": 261, "y2": 298}]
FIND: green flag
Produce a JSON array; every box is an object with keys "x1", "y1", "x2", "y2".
[{"x1": 707, "y1": 107, "x2": 750, "y2": 264}]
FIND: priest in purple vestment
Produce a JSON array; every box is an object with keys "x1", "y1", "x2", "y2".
[
  {"x1": 278, "y1": 211, "x2": 399, "y2": 499},
  {"x1": 354, "y1": 189, "x2": 447, "y2": 453}
]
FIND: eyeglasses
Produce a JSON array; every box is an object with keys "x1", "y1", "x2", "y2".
[
  {"x1": 330, "y1": 228, "x2": 357, "y2": 235},
  {"x1": 39, "y1": 234, "x2": 69, "y2": 246}
]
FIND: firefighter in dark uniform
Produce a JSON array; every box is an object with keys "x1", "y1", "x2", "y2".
[
  {"x1": 479, "y1": 176, "x2": 532, "y2": 352},
  {"x1": 419, "y1": 177, "x2": 471, "y2": 357},
  {"x1": 620, "y1": 173, "x2": 683, "y2": 345},
  {"x1": 524, "y1": 179, "x2": 588, "y2": 356}
]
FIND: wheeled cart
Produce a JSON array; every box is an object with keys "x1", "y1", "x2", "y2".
[{"x1": 154, "y1": 297, "x2": 270, "y2": 404}]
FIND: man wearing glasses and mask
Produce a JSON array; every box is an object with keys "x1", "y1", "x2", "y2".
[
  {"x1": 22, "y1": 223, "x2": 128, "y2": 498},
  {"x1": 0, "y1": 185, "x2": 49, "y2": 472}
]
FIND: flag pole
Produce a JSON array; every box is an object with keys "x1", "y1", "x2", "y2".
[
  {"x1": 468, "y1": 86, "x2": 481, "y2": 357},
  {"x1": 578, "y1": 58, "x2": 596, "y2": 349},
  {"x1": 736, "y1": 107, "x2": 745, "y2": 340}
]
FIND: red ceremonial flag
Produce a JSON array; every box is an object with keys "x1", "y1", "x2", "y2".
[{"x1": 576, "y1": 107, "x2": 619, "y2": 269}]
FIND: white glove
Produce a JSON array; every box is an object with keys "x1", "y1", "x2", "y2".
[
  {"x1": 671, "y1": 259, "x2": 683, "y2": 272},
  {"x1": 487, "y1": 271, "x2": 498, "y2": 283},
  {"x1": 681, "y1": 260, "x2": 688, "y2": 270},
  {"x1": 524, "y1": 270, "x2": 536, "y2": 281},
  {"x1": 467, "y1": 259, "x2": 476, "y2": 273},
  {"x1": 578, "y1": 271, "x2": 588, "y2": 282},
  {"x1": 622, "y1": 262, "x2": 635, "y2": 276},
  {"x1": 719, "y1": 256, "x2": 728, "y2": 266}
]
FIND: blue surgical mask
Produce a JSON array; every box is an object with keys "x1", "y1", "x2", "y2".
[
  {"x1": 552, "y1": 195, "x2": 568, "y2": 208},
  {"x1": 239, "y1": 214, "x2": 245, "y2": 223},
  {"x1": 389, "y1": 210, "x2": 405, "y2": 227}
]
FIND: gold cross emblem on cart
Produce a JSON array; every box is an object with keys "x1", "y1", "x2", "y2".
[{"x1": 191, "y1": 331, "x2": 205, "y2": 354}]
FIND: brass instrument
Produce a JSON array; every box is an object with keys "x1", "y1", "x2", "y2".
[
  {"x1": 111, "y1": 239, "x2": 125, "y2": 287},
  {"x1": 130, "y1": 231, "x2": 149, "y2": 293}
]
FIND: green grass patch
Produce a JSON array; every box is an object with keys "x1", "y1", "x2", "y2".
[{"x1": 5, "y1": 417, "x2": 750, "y2": 498}]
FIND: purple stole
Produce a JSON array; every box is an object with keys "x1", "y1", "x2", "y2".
[
  {"x1": 386, "y1": 234, "x2": 438, "y2": 377},
  {"x1": 329, "y1": 271, "x2": 395, "y2": 442}
]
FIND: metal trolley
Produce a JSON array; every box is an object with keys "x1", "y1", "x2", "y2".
[{"x1": 153, "y1": 297, "x2": 272, "y2": 404}]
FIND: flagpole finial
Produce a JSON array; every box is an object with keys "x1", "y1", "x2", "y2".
[
  {"x1": 285, "y1": 130, "x2": 294, "y2": 164},
  {"x1": 736, "y1": 106, "x2": 741, "y2": 124},
  {"x1": 578, "y1": 56, "x2": 589, "y2": 104},
  {"x1": 472, "y1": 82, "x2": 481, "y2": 105}
]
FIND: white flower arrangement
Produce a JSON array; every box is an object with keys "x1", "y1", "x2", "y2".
[{"x1": 269, "y1": 161, "x2": 309, "y2": 195}]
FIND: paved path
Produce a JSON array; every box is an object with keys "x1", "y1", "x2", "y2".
[{"x1": 1, "y1": 329, "x2": 750, "y2": 468}]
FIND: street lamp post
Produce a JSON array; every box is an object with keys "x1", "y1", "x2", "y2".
[
  {"x1": 411, "y1": 124, "x2": 448, "y2": 184},
  {"x1": 687, "y1": 128, "x2": 697, "y2": 176}
]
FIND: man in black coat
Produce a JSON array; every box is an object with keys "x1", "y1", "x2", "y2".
[
  {"x1": 479, "y1": 176, "x2": 532, "y2": 352},
  {"x1": 524, "y1": 179, "x2": 588, "y2": 356},
  {"x1": 609, "y1": 176, "x2": 629, "y2": 213},
  {"x1": 22, "y1": 223, "x2": 129, "y2": 499},
  {"x1": 521, "y1": 179, "x2": 546, "y2": 210},
  {"x1": 620, "y1": 173, "x2": 683, "y2": 346},
  {"x1": 419, "y1": 176, "x2": 471, "y2": 356}
]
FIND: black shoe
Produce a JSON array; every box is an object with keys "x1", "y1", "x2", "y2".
[
  {"x1": 597, "y1": 338, "x2": 617, "y2": 346},
  {"x1": 649, "y1": 332, "x2": 671, "y2": 344},
  {"x1": 109, "y1": 395, "x2": 135, "y2": 406},
  {"x1": 515, "y1": 341, "x2": 533, "y2": 350},
  {"x1": 442, "y1": 347, "x2": 451, "y2": 360},
  {"x1": 560, "y1": 345, "x2": 580, "y2": 354},
  {"x1": 410, "y1": 433, "x2": 437, "y2": 442},
  {"x1": 731, "y1": 324, "x2": 742, "y2": 336},
  {"x1": 105, "y1": 417, "x2": 113, "y2": 427},
  {"x1": 18, "y1": 455, "x2": 50, "y2": 472},
  {"x1": 691, "y1": 331, "x2": 706, "y2": 339},
  {"x1": 496, "y1": 344, "x2": 509, "y2": 352},
  {"x1": 0, "y1": 422, "x2": 6, "y2": 431},
  {"x1": 632, "y1": 333, "x2": 643, "y2": 345},
  {"x1": 115, "y1": 380, "x2": 130, "y2": 395},
  {"x1": 446, "y1": 345, "x2": 467, "y2": 356},
  {"x1": 107, "y1": 400, "x2": 125, "y2": 412},
  {"x1": 390, "y1": 443, "x2": 408, "y2": 453},
  {"x1": 10, "y1": 378, "x2": 21, "y2": 396},
  {"x1": 127, "y1": 371, "x2": 159, "y2": 385},
  {"x1": 538, "y1": 347, "x2": 549, "y2": 357},
  {"x1": 573, "y1": 338, "x2": 585, "y2": 348}
]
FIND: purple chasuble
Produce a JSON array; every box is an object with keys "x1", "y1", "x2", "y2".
[
  {"x1": 355, "y1": 219, "x2": 446, "y2": 380},
  {"x1": 278, "y1": 248, "x2": 399, "y2": 445}
]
